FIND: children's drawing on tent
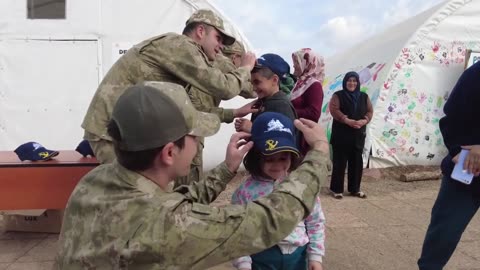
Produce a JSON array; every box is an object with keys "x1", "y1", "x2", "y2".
[{"x1": 374, "y1": 41, "x2": 472, "y2": 165}]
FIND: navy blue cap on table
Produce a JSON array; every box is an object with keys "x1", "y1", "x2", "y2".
[
  {"x1": 14, "y1": 142, "x2": 59, "y2": 161},
  {"x1": 75, "y1": 140, "x2": 95, "y2": 157},
  {"x1": 251, "y1": 112, "x2": 300, "y2": 157}
]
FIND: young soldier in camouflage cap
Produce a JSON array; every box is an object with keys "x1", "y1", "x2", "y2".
[
  {"x1": 56, "y1": 82, "x2": 331, "y2": 270},
  {"x1": 185, "y1": 9, "x2": 236, "y2": 45},
  {"x1": 81, "y1": 9, "x2": 256, "y2": 164}
]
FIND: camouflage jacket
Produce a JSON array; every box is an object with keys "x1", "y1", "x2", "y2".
[
  {"x1": 82, "y1": 33, "x2": 251, "y2": 140},
  {"x1": 55, "y1": 150, "x2": 329, "y2": 270},
  {"x1": 188, "y1": 54, "x2": 256, "y2": 123}
]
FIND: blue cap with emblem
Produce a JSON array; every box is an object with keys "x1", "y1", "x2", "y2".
[
  {"x1": 251, "y1": 112, "x2": 299, "y2": 157},
  {"x1": 255, "y1": 53, "x2": 291, "y2": 80},
  {"x1": 14, "y1": 142, "x2": 59, "y2": 161}
]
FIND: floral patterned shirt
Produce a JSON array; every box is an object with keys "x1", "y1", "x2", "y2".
[{"x1": 231, "y1": 174, "x2": 326, "y2": 269}]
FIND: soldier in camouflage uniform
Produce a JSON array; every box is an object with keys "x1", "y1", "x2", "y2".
[
  {"x1": 82, "y1": 9, "x2": 256, "y2": 164},
  {"x1": 56, "y1": 81, "x2": 331, "y2": 270},
  {"x1": 174, "y1": 41, "x2": 257, "y2": 188}
]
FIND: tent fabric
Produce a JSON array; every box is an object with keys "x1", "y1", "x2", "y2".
[
  {"x1": 0, "y1": 0, "x2": 253, "y2": 169},
  {"x1": 321, "y1": 0, "x2": 480, "y2": 168}
]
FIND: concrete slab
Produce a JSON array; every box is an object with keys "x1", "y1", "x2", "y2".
[
  {"x1": 0, "y1": 233, "x2": 48, "y2": 241},
  {"x1": 0, "y1": 263, "x2": 9, "y2": 270},
  {"x1": 5, "y1": 261, "x2": 54, "y2": 270},
  {"x1": 0, "y1": 239, "x2": 42, "y2": 263},
  {"x1": 17, "y1": 237, "x2": 57, "y2": 262}
]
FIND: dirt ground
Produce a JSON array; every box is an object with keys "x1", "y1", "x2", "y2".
[{"x1": 212, "y1": 165, "x2": 442, "y2": 206}]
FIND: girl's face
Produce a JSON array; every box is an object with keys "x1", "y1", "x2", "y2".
[
  {"x1": 346, "y1": 77, "x2": 358, "y2": 92},
  {"x1": 261, "y1": 152, "x2": 292, "y2": 180}
]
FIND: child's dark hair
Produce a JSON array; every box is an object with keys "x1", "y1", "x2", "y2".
[
  {"x1": 252, "y1": 66, "x2": 275, "y2": 78},
  {"x1": 243, "y1": 148, "x2": 301, "y2": 178},
  {"x1": 251, "y1": 67, "x2": 281, "y2": 86}
]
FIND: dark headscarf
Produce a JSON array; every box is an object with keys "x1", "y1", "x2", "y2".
[{"x1": 342, "y1": 71, "x2": 361, "y2": 110}]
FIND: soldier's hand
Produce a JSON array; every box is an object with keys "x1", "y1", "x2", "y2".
[
  {"x1": 234, "y1": 118, "x2": 252, "y2": 133},
  {"x1": 241, "y1": 52, "x2": 256, "y2": 71},
  {"x1": 294, "y1": 118, "x2": 329, "y2": 154},
  {"x1": 225, "y1": 132, "x2": 254, "y2": 173},
  {"x1": 233, "y1": 100, "x2": 259, "y2": 118}
]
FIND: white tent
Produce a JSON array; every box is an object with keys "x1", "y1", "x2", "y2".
[
  {"x1": 321, "y1": 0, "x2": 480, "y2": 168},
  {"x1": 0, "y1": 0, "x2": 254, "y2": 168}
]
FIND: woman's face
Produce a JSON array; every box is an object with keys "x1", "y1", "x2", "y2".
[
  {"x1": 346, "y1": 76, "x2": 358, "y2": 92},
  {"x1": 292, "y1": 56, "x2": 302, "y2": 77}
]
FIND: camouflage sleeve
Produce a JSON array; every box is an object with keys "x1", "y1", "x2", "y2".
[
  {"x1": 214, "y1": 55, "x2": 256, "y2": 100},
  {"x1": 141, "y1": 39, "x2": 251, "y2": 100},
  {"x1": 187, "y1": 85, "x2": 235, "y2": 123},
  {"x1": 165, "y1": 150, "x2": 329, "y2": 269},
  {"x1": 204, "y1": 107, "x2": 235, "y2": 123},
  {"x1": 239, "y1": 83, "x2": 257, "y2": 99},
  {"x1": 185, "y1": 162, "x2": 236, "y2": 204}
]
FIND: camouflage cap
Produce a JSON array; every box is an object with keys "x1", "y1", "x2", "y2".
[
  {"x1": 186, "y1": 9, "x2": 235, "y2": 46},
  {"x1": 222, "y1": 40, "x2": 245, "y2": 55},
  {"x1": 111, "y1": 82, "x2": 221, "y2": 151}
]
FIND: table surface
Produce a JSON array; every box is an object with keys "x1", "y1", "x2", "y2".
[{"x1": 0, "y1": 151, "x2": 98, "y2": 167}]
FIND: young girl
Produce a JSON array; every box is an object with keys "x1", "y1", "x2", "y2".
[{"x1": 231, "y1": 112, "x2": 326, "y2": 270}]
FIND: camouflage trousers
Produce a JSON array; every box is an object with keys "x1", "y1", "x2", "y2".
[
  {"x1": 87, "y1": 137, "x2": 116, "y2": 164},
  {"x1": 173, "y1": 138, "x2": 204, "y2": 189}
]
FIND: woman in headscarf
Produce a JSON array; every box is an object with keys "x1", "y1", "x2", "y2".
[
  {"x1": 329, "y1": 71, "x2": 373, "y2": 199},
  {"x1": 291, "y1": 48, "x2": 325, "y2": 156}
]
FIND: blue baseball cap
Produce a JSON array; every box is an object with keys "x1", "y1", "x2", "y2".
[
  {"x1": 251, "y1": 112, "x2": 299, "y2": 157},
  {"x1": 75, "y1": 140, "x2": 95, "y2": 157},
  {"x1": 14, "y1": 142, "x2": 59, "y2": 161},
  {"x1": 255, "y1": 53, "x2": 290, "y2": 79}
]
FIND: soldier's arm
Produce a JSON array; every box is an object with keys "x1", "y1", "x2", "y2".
[
  {"x1": 184, "y1": 162, "x2": 236, "y2": 205},
  {"x1": 141, "y1": 40, "x2": 251, "y2": 100},
  {"x1": 214, "y1": 55, "x2": 256, "y2": 100},
  {"x1": 188, "y1": 85, "x2": 235, "y2": 123},
  {"x1": 203, "y1": 107, "x2": 235, "y2": 123},
  {"x1": 171, "y1": 150, "x2": 329, "y2": 269},
  {"x1": 239, "y1": 84, "x2": 257, "y2": 99}
]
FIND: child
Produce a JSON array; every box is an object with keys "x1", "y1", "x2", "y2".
[
  {"x1": 232, "y1": 112, "x2": 325, "y2": 270},
  {"x1": 235, "y1": 54, "x2": 297, "y2": 133}
]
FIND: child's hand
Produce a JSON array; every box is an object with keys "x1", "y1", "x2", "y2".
[{"x1": 308, "y1": 260, "x2": 323, "y2": 270}]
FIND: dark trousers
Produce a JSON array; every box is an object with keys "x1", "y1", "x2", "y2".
[
  {"x1": 330, "y1": 144, "x2": 363, "y2": 194},
  {"x1": 251, "y1": 245, "x2": 307, "y2": 270},
  {"x1": 418, "y1": 175, "x2": 480, "y2": 270}
]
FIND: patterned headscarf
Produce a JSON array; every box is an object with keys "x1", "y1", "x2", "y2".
[{"x1": 290, "y1": 48, "x2": 325, "y2": 101}]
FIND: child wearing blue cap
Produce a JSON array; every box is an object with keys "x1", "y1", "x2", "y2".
[
  {"x1": 235, "y1": 54, "x2": 297, "y2": 133},
  {"x1": 231, "y1": 112, "x2": 325, "y2": 270}
]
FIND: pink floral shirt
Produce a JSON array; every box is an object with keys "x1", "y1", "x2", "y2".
[{"x1": 231, "y1": 175, "x2": 326, "y2": 269}]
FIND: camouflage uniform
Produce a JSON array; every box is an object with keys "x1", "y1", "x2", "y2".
[
  {"x1": 82, "y1": 10, "x2": 250, "y2": 163},
  {"x1": 175, "y1": 43, "x2": 256, "y2": 188},
  {"x1": 55, "y1": 151, "x2": 329, "y2": 270},
  {"x1": 57, "y1": 81, "x2": 330, "y2": 269}
]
